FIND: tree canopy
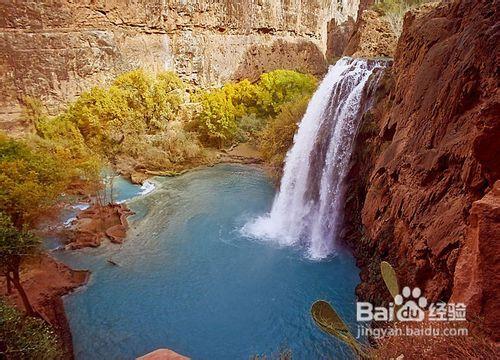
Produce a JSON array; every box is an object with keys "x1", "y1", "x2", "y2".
[{"x1": 193, "y1": 70, "x2": 317, "y2": 147}]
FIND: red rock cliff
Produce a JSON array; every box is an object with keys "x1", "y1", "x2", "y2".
[{"x1": 343, "y1": 0, "x2": 499, "y2": 335}]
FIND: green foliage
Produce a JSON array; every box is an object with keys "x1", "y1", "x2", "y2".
[
  {"x1": 194, "y1": 88, "x2": 240, "y2": 147},
  {"x1": 21, "y1": 68, "x2": 316, "y2": 181},
  {"x1": 0, "y1": 213, "x2": 40, "y2": 259},
  {"x1": 21, "y1": 97, "x2": 46, "y2": 128},
  {"x1": 194, "y1": 70, "x2": 317, "y2": 147},
  {"x1": 0, "y1": 299, "x2": 63, "y2": 359},
  {"x1": 111, "y1": 69, "x2": 185, "y2": 132},
  {"x1": 120, "y1": 120, "x2": 206, "y2": 171},
  {"x1": 0, "y1": 213, "x2": 40, "y2": 316},
  {"x1": 36, "y1": 69, "x2": 184, "y2": 156},
  {"x1": 32, "y1": 113, "x2": 101, "y2": 184},
  {"x1": 150, "y1": 121, "x2": 205, "y2": 164},
  {"x1": 0, "y1": 133, "x2": 85, "y2": 225},
  {"x1": 256, "y1": 70, "x2": 317, "y2": 117},
  {"x1": 34, "y1": 69, "x2": 204, "y2": 172},
  {"x1": 47, "y1": 69, "x2": 186, "y2": 157},
  {"x1": 237, "y1": 113, "x2": 267, "y2": 143},
  {"x1": 258, "y1": 96, "x2": 310, "y2": 180}
]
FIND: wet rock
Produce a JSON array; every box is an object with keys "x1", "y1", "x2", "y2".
[{"x1": 65, "y1": 203, "x2": 133, "y2": 250}]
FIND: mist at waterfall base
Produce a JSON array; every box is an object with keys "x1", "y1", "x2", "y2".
[
  {"x1": 244, "y1": 57, "x2": 386, "y2": 259},
  {"x1": 55, "y1": 165, "x2": 359, "y2": 359}
]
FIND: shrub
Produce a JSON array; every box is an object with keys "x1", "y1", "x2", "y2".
[
  {"x1": 152, "y1": 121, "x2": 204, "y2": 164},
  {"x1": 373, "y1": 0, "x2": 433, "y2": 36},
  {"x1": 259, "y1": 96, "x2": 310, "y2": 180},
  {"x1": 0, "y1": 133, "x2": 88, "y2": 225},
  {"x1": 33, "y1": 110, "x2": 100, "y2": 179},
  {"x1": 56, "y1": 69, "x2": 186, "y2": 157},
  {"x1": 112, "y1": 69, "x2": 185, "y2": 132},
  {"x1": 237, "y1": 113, "x2": 267, "y2": 143},
  {"x1": 256, "y1": 70, "x2": 317, "y2": 117},
  {"x1": 0, "y1": 299, "x2": 63, "y2": 359},
  {"x1": 30, "y1": 69, "x2": 203, "y2": 173},
  {"x1": 23, "y1": 68, "x2": 316, "y2": 177},
  {"x1": 194, "y1": 88, "x2": 241, "y2": 147},
  {"x1": 194, "y1": 70, "x2": 317, "y2": 147}
]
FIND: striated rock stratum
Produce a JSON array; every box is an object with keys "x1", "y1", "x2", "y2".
[{"x1": 0, "y1": 0, "x2": 359, "y2": 130}]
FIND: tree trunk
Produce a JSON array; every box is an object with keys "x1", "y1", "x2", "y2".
[
  {"x1": 8, "y1": 270, "x2": 35, "y2": 316},
  {"x1": 110, "y1": 176, "x2": 115, "y2": 205},
  {"x1": 6, "y1": 273, "x2": 12, "y2": 294}
]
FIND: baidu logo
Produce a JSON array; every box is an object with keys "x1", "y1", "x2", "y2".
[
  {"x1": 356, "y1": 286, "x2": 465, "y2": 323},
  {"x1": 356, "y1": 286, "x2": 428, "y2": 322},
  {"x1": 394, "y1": 286, "x2": 427, "y2": 321}
]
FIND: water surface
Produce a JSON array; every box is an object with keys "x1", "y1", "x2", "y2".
[{"x1": 55, "y1": 164, "x2": 360, "y2": 359}]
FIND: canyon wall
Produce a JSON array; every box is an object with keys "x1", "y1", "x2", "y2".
[
  {"x1": 0, "y1": 0, "x2": 359, "y2": 133},
  {"x1": 343, "y1": 0, "x2": 499, "y2": 336}
]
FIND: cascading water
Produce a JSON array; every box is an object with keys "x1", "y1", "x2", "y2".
[{"x1": 244, "y1": 57, "x2": 387, "y2": 259}]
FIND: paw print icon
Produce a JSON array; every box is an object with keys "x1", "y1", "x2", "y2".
[{"x1": 395, "y1": 287, "x2": 427, "y2": 322}]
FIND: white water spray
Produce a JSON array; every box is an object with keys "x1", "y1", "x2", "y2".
[{"x1": 244, "y1": 57, "x2": 386, "y2": 259}]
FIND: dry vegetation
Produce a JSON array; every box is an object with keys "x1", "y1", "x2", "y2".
[
  {"x1": 369, "y1": 321, "x2": 498, "y2": 360},
  {"x1": 372, "y1": 0, "x2": 436, "y2": 36}
]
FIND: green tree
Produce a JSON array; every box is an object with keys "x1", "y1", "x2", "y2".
[
  {"x1": 150, "y1": 71, "x2": 186, "y2": 130},
  {"x1": 259, "y1": 96, "x2": 310, "y2": 179},
  {"x1": 0, "y1": 299, "x2": 63, "y2": 359},
  {"x1": 194, "y1": 70, "x2": 317, "y2": 147},
  {"x1": 256, "y1": 70, "x2": 317, "y2": 117},
  {"x1": 0, "y1": 213, "x2": 40, "y2": 316},
  {"x1": 54, "y1": 69, "x2": 187, "y2": 158},
  {"x1": 0, "y1": 134, "x2": 73, "y2": 226},
  {"x1": 195, "y1": 89, "x2": 240, "y2": 147}
]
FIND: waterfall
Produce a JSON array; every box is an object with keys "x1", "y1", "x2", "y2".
[{"x1": 244, "y1": 57, "x2": 387, "y2": 259}]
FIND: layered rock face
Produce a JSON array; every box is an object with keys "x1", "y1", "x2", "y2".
[
  {"x1": 326, "y1": 4, "x2": 396, "y2": 62},
  {"x1": 0, "y1": 0, "x2": 359, "y2": 132},
  {"x1": 343, "y1": 9, "x2": 396, "y2": 58},
  {"x1": 343, "y1": 0, "x2": 499, "y2": 334}
]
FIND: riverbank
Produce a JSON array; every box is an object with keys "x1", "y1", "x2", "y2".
[
  {"x1": 124, "y1": 142, "x2": 266, "y2": 185},
  {"x1": 0, "y1": 254, "x2": 89, "y2": 358},
  {"x1": 1, "y1": 146, "x2": 267, "y2": 358}
]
